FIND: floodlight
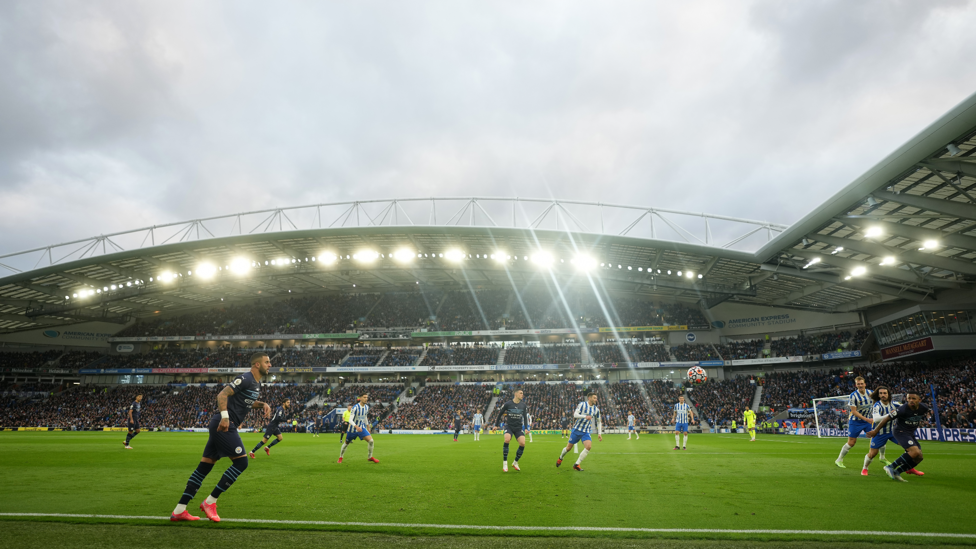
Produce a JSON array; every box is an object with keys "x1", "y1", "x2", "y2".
[
  {"x1": 531, "y1": 251, "x2": 555, "y2": 267},
  {"x1": 393, "y1": 248, "x2": 415, "y2": 263},
  {"x1": 196, "y1": 263, "x2": 218, "y2": 279},
  {"x1": 685, "y1": 271, "x2": 694, "y2": 278},
  {"x1": 947, "y1": 143, "x2": 962, "y2": 156},
  {"x1": 318, "y1": 252, "x2": 338, "y2": 264},
  {"x1": 922, "y1": 240, "x2": 939, "y2": 250},
  {"x1": 571, "y1": 254, "x2": 598, "y2": 271},
  {"x1": 230, "y1": 257, "x2": 251, "y2": 275},
  {"x1": 864, "y1": 227, "x2": 883, "y2": 238},
  {"x1": 353, "y1": 250, "x2": 379, "y2": 263},
  {"x1": 851, "y1": 266, "x2": 867, "y2": 277},
  {"x1": 444, "y1": 249, "x2": 466, "y2": 262},
  {"x1": 880, "y1": 256, "x2": 896, "y2": 266},
  {"x1": 492, "y1": 251, "x2": 509, "y2": 263},
  {"x1": 803, "y1": 257, "x2": 821, "y2": 269}
]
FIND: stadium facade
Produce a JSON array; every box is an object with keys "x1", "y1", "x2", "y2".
[{"x1": 1, "y1": 91, "x2": 975, "y2": 385}]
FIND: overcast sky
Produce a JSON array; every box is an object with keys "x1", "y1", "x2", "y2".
[{"x1": 2, "y1": 0, "x2": 976, "y2": 258}]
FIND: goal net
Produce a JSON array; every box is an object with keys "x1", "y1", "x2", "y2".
[{"x1": 811, "y1": 394, "x2": 903, "y2": 438}]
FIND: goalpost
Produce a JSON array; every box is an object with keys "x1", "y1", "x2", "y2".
[{"x1": 811, "y1": 394, "x2": 903, "y2": 438}]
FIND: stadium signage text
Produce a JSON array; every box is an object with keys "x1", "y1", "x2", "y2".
[
  {"x1": 881, "y1": 337, "x2": 934, "y2": 360},
  {"x1": 108, "y1": 333, "x2": 359, "y2": 343},
  {"x1": 822, "y1": 350, "x2": 861, "y2": 360},
  {"x1": 729, "y1": 356, "x2": 803, "y2": 366},
  {"x1": 597, "y1": 325, "x2": 688, "y2": 333}
]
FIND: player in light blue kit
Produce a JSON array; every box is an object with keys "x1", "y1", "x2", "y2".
[
  {"x1": 862, "y1": 385, "x2": 895, "y2": 475},
  {"x1": 627, "y1": 413, "x2": 639, "y2": 440},
  {"x1": 835, "y1": 376, "x2": 872, "y2": 468},
  {"x1": 473, "y1": 409, "x2": 484, "y2": 441},
  {"x1": 338, "y1": 393, "x2": 380, "y2": 464},
  {"x1": 671, "y1": 395, "x2": 695, "y2": 450}
]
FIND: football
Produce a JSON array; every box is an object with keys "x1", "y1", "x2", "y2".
[{"x1": 687, "y1": 366, "x2": 707, "y2": 384}]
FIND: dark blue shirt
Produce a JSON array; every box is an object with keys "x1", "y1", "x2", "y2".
[
  {"x1": 270, "y1": 405, "x2": 287, "y2": 424},
  {"x1": 129, "y1": 401, "x2": 141, "y2": 421},
  {"x1": 888, "y1": 403, "x2": 930, "y2": 435},
  {"x1": 496, "y1": 400, "x2": 528, "y2": 430},
  {"x1": 224, "y1": 372, "x2": 261, "y2": 425}
]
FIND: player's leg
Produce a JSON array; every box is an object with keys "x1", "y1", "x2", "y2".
[
  {"x1": 682, "y1": 425, "x2": 689, "y2": 449},
  {"x1": 364, "y1": 433, "x2": 378, "y2": 462},
  {"x1": 836, "y1": 424, "x2": 862, "y2": 467},
  {"x1": 267, "y1": 433, "x2": 283, "y2": 450},
  {"x1": 502, "y1": 431, "x2": 513, "y2": 471},
  {"x1": 674, "y1": 428, "x2": 680, "y2": 449},
  {"x1": 251, "y1": 435, "x2": 269, "y2": 456},
  {"x1": 558, "y1": 432, "x2": 578, "y2": 466},
  {"x1": 338, "y1": 430, "x2": 356, "y2": 463},
  {"x1": 575, "y1": 437, "x2": 593, "y2": 470},
  {"x1": 863, "y1": 444, "x2": 880, "y2": 475},
  {"x1": 172, "y1": 456, "x2": 215, "y2": 520},
  {"x1": 528, "y1": 429, "x2": 533, "y2": 443},
  {"x1": 201, "y1": 453, "x2": 249, "y2": 521},
  {"x1": 125, "y1": 425, "x2": 135, "y2": 448},
  {"x1": 636, "y1": 427, "x2": 640, "y2": 440},
  {"x1": 513, "y1": 435, "x2": 526, "y2": 470}
]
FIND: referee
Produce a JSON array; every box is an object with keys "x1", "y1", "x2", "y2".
[{"x1": 340, "y1": 404, "x2": 353, "y2": 442}]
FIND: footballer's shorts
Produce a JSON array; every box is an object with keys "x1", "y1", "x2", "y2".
[
  {"x1": 628, "y1": 426, "x2": 635, "y2": 431},
  {"x1": 870, "y1": 432, "x2": 895, "y2": 449},
  {"x1": 675, "y1": 422, "x2": 689, "y2": 433},
  {"x1": 848, "y1": 419, "x2": 873, "y2": 438},
  {"x1": 203, "y1": 413, "x2": 247, "y2": 460},
  {"x1": 568, "y1": 429, "x2": 591, "y2": 445},
  {"x1": 893, "y1": 430, "x2": 921, "y2": 451},
  {"x1": 346, "y1": 426, "x2": 371, "y2": 443},
  {"x1": 747, "y1": 422, "x2": 756, "y2": 430},
  {"x1": 473, "y1": 424, "x2": 481, "y2": 432},
  {"x1": 127, "y1": 421, "x2": 140, "y2": 431},
  {"x1": 263, "y1": 423, "x2": 282, "y2": 438},
  {"x1": 504, "y1": 427, "x2": 525, "y2": 440}
]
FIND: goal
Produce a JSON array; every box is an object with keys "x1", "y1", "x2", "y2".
[{"x1": 811, "y1": 394, "x2": 903, "y2": 438}]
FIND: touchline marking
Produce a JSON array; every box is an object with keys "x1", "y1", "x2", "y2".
[{"x1": 1, "y1": 514, "x2": 974, "y2": 539}]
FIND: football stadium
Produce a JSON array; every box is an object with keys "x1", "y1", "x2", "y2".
[{"x1": 3, "y1": 10, "x2": 976, "y2": 549}]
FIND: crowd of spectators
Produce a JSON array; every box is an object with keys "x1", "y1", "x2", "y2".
[
  {"x1": 503, "y1": 345, "x2": 582, "y2": 365},
  {"x1": 0, "y1": 350, "x2": 62, "y2": 370},
  {"x1": 850, "y1": 328, "x2": 871, "y2": 350},
  {"x1": 380, "y1": 349, "x2": 420, "y2": 367},
  {"x1": 605, "y1": 382, "x2": 655, "y2": 427},
  {"x1": 586, "y1": 342, "x2": 671, "y2": 364},
  {"x1": 385, "y1": 384, "x2": 493, "y2": 430},
  {"x1": 419, "y1": 345, "x2": 500, "y2": 367},
  {"x1": 713, "y1": 339, "x2": 764, "y2": 360},
  {"x1": 770, "y1": 330, "x2": 853, "y2": 357},
  {"x1": 671, "y1": 343, "x2": 721, "y2": 362},
  {"x1": 115, "y1": 290, "x2": 712, "y2": 337},
  {"x1": 323, "y1": 384, "x2": 405, "y2": 405},
  {"x1": 689, "y1": 376, "x2": 756, "y2": 427}
]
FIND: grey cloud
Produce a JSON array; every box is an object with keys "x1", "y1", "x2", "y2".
[{"x1": 2, "y1": 0, "x2": 976, "y2": 255}]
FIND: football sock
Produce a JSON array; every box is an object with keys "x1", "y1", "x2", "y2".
[
  {"x1": 675, "y1": 434, "x2": 680, "y2": 446},
  {"x1": 252, "y1": 441, "x2": 266, "y2": 453},
  {"x1": 515, "y1": 445, "x2": 524, "y2": 462},
  {"x1": 837, "y1": 443, "x2": 852, "y2": 461},
  {"x1": 576, "y1": 448, "x2": 589, "y2": 465},
  {"x1": 267, "y1": 438, "x2": 281, "y2": 448},
  {"x1": 367, "y1": 440, "x2": 374, "y2": 458},
  {"x1": 503, "y1": 442, "x2": 510, "y2": 461},
  {"x1": 863, "y1": 454, "x2": 874, "y2": 469},
  {"x1": 210, "y1": 456, "x2": 248, "y2": 499},
  {"x1": 339, "y1": 442, "x2": 349, "y2": 458},
  {"x1": 559, "y1": 446, "x2": 570, "y2": 459},
  {"x1": 177, "y1": 461, "x2": 215, "y2": 506},
  {"x1": 878, "y1": 446, "x2": 886, "y2": 461},
  {"x1": 529, "y1": 433, "x2": 533, "y2": 442},
  {"x1": 892, "y1": 453, "x2": 914, "y2": 474},
  {"x1": 683, "y1": 435, "x2": 688, "y2": 448}
]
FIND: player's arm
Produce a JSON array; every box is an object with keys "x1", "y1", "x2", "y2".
[
  {"x1": 595, "y1": 414, "x2": 603, "y2": 442},
  {"x1": 866, "y1": 415, "x2": 892, "y2": 437},
  {"x1": 128, "y1": 406, "x2": 133, "y2": 423},
  {"x1": 216, "y1": 386, "x2": 235, "y2": 431},
  {"x1": 849, "y1": 404, "x2": 871, "y2": 423}
]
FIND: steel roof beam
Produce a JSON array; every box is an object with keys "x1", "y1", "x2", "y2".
[
  {"x1": 788, "y1": 251, "x2": 960, "y2": 289},
  {"x1": 920, "y1": 159, "x2": 976, "y2": 180},
  {"x1": 809, "y1": 233, "x2": 976, "y2": 276},
  {"x1": 872, "y1": 190, "x2": 976, "y2": 222},
  {"x1": 759, "y1": 264, "x2": 932, "y2": 301},
  {"x1": 839, "y1": 219, "x2": 976, "y2": 255}
]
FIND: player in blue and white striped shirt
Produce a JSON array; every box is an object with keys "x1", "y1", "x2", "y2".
[
  {"x1": 472, "y1": 409, "x2": 484, "y2": 441},
  {"x1": 671, "y1": 395, "x2": 696, "y2": 450},
  {"x1": 835, "y1": 376, "x2": 873, "y2": 468},
  {"x1": 556, "y1": 393, "x2": 602, "y2": 471},
  {"x1": 627, "y1": 413, "x2": 639, "y2": 440},
  {"x1": 862, "y1": 385, "x2": 896, "y2": 475},
  {"x1": 338, "y1": 394, "x2": 379, "y2": 464}
]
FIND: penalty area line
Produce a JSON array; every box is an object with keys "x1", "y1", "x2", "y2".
[{"x1": 0, "y1": 513, "x2": 974, "y2": 539}]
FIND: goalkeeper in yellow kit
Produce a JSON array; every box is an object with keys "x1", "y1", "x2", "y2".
[{"x1": 743, "y1": 409, "x2": 757, "y2": 441}]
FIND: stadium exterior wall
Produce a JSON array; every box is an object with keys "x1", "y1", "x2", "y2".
[{"x1": 704, "y1": 303, "x2": 860, "y2": 337}]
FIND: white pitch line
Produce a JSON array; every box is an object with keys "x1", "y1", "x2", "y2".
[{"x1": 1, "y1": 513, "x2": 974, "y2": 539}]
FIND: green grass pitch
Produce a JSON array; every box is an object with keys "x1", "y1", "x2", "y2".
[{"x1": 1, "y1": 431, "x2": 975, "y2": 548}]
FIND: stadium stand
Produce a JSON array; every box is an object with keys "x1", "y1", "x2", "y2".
[
  {"x1": 690, "y1": 377, "x2": 756, "y2": 427},
  {"x1": 384, "y1": 384, "x2": 493, "y2": 430},
  {"x1": 671, "y1": 343, "x2": 721, "y2": 362},
  {"x1": 770, "y1": 330, "x2": 853, "y2": 357},
  {"x1": 713, "y1": 339, "x2": 764, "y2": 360}
]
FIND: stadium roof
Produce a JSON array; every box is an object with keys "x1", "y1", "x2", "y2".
[{"x1": 2, "y1": 92, "x2": 976, "y2": 333}]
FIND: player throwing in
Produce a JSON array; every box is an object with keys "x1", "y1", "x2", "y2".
[
  {"x1": 472, "y1": 409, "x2": 484, "y2": 441},
  {"x1": 171, "y1": 352, "x2": 271, "y2": 522},
  {"x1": 124, "y1": 394, "x2": 143, "y2": 449},
  {"x1": 743, "y1": 408, "x2": 756, "y2": 441},
  {"x1": 627, "y1": 412, "x2": 639, "y2": 440},
  {"x1": 338, "y1": 394, "x2": 379, "y2": 464},
  {"x1": 556, "y1": 392, "x2": 603, "y2": 471},
  {"x1": 835, "y1": 376, "x2": 873, "y2": 468},
  {"x1": 672, "y1": 395, "x2": 695, "y2": 450},
  {"x1": 496, "y1": 389, "x2": 528, "y2": 472},
  {"x1": 861, "y1": 385, "x2": 895, "y2": 475},
  {"x1": 249, "y1": 399, "x2": 291, "y2": 457}
]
